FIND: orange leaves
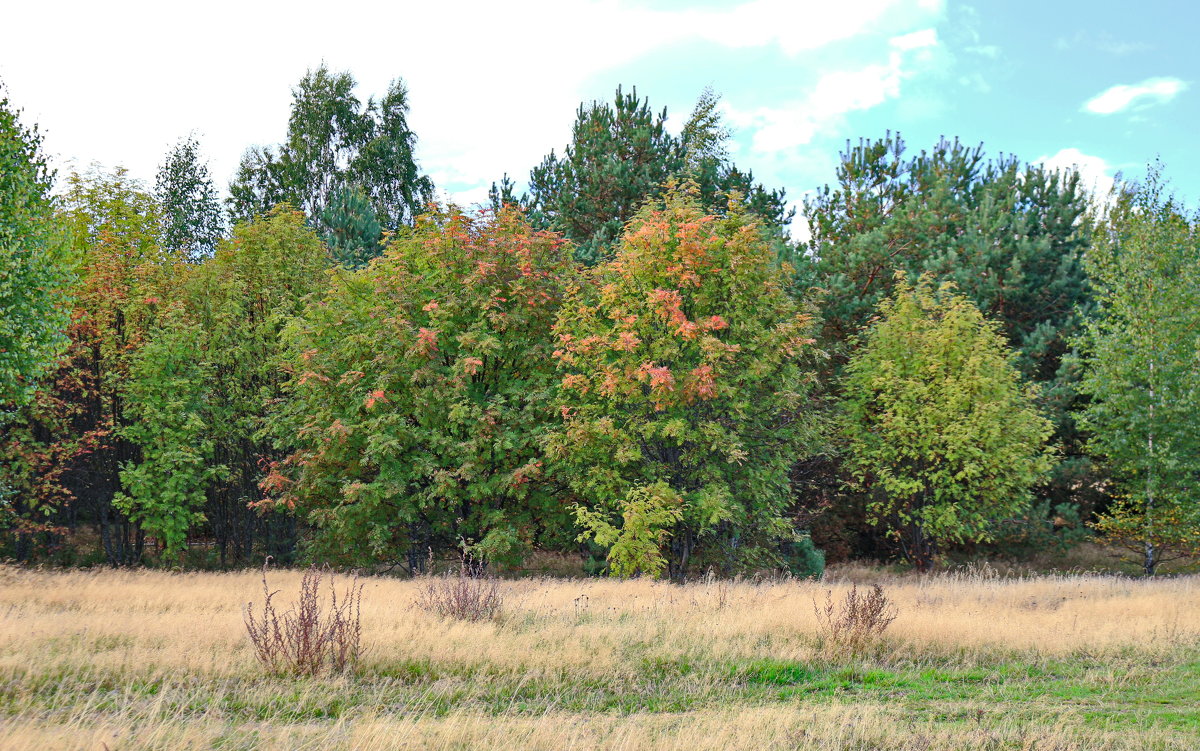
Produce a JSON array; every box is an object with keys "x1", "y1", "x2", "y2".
[
  {"x1": 363, "y1": 389, "x2": 387, "y2": 409},
  {"x1": 561, "y1": 373, "x2": 589, "y2": 393},
  {"x1": 685, "y1": 364, "x2": 718, "y2": 402},
  {"x1": 298, "y1": 371, "x2": 332, "y2": 387},
  {"x1": 704, "y1": 315, "x2": 728, "y2": 332},
  {"x1": 462, "y1": 357, "x2": 484, "y2": 375},
  {"x1": 614, "y1": 331, "x2": 641, "y2": 352},
  {"x1": 416, "y1": 327, "x2": 439, "y2": 355}
]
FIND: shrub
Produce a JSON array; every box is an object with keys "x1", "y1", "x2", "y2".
[
  {"x1": 416, "y1": 559, "x2": 503, "y2": 622},
  {"x1": 783, "y1": 534, "x2": 825, "y2": 580},
  {"x1": 813, "y1": 583, "x2": 898, "y2": 659},
  {"x1": 243, "y1": 561, "x2": 363, "y2": 675}
]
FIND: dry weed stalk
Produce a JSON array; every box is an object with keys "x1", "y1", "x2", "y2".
[
  {"x1": 416, "y1": 558, "x2": 503, "y2": 622},
  {"x1": 814, "y1": 583, "x2": 898, "y2": 658},
  {"x1": 243, "y1": 560, "x2": 363, "y2": 675}
]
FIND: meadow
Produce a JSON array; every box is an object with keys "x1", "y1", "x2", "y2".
[{"x1": 1, "y1": 564, "x2": 1198, "y2": 750}]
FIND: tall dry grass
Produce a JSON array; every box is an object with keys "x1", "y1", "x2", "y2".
[{"x1": 0, "y1": 564, "x2": 1197, "y2": 750}]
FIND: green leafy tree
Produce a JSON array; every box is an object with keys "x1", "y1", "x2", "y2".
[
  {"x1": 133, "y1": 206, "x2": 330, "y2": 564},
  {"x1": 0, "y1": 88, "x2": 72, "y2": 414},
  {"x1": 1077, "y1": 168, "x2": 1200, "y2": 575},
  {"x1": 800, "y1": 134, "x2": 1094, "y2": 557},
  {"x1": 156, "y1": 134, "x2": 224, "y2": 261},
  {"x1": 548, "y1": 186, "x2": 824, "y2": 580},
  {"x1": 266, "y1": 206, "x2": 578, "y2": 569},
  {"x1": 115, "y1": 311, "x2": 217, "y2": 558},
  {"x1": 841, "y1": 276, "x2": 1055, "y2": 570},
  {"x1": 1, "y1": 167, "x2": 178, "y2": 564},
  {"x1": 679, "y1": 87, "x2": 793, "y2": 237},
  {"x1": 228, "y1": 65, "x2": 433, "y2": 263}
]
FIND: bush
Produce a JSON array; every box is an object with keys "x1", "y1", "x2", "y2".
[
  {"x1": 813, "y1": 583, "x2": 898, "y2": 659},
  {"x1": 243, "y1": 561, "x2": 363, "y2": 675},
  {"x1": 416, "y1": 560, "x2": 503, "y2": 622},
  {"x1": 783, "y1": 534, "x2": 825, "y2": 580}
]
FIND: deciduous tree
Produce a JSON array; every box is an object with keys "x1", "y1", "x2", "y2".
[
  {"x1": 0, "y1": 88, "x2": 71, "y2": 414},
  {"x1": 548, "y1": 186, "x2": 823, "y2": 580},
  {"x1": 841, "y1": 276, "x2": 1055, "y2": 570},
  {"x1": 267, "y1": 206, "x2": 578, "y2": 569},
  {"x1": 1077, "y1": 168, "x2": 1200, "y2": 575}
]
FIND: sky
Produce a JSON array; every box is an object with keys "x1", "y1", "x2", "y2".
[{"x1": 1, "y1": 0, "x2": 1195, "y2": 236}]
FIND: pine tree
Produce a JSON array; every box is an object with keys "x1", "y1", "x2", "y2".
[
  {"x1": 525, "y1": 86, "x2": 681, "y2": 264},
  {"x1": 802, "y1": 133, "x2": 1094, "y2": 529}
]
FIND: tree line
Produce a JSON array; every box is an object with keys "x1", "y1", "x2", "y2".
[{"x1": 2, "y1": 67, "x2": 1197, "y2": 577}]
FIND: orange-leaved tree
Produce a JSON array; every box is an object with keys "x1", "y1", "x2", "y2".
[
  {"x1": 547, "y1": 185, "x2": 825, "y2": 580},
  {"x1": 266, "y1": 206, "x2": 579, "y2": 570}
]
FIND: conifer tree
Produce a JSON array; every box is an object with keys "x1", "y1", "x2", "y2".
[
  {"x1": 525, "y1": 86, "x2": 681, "y2": 265},
  {"x1": 801, "y1": 134, "x2": 1094, "y2": 534}
]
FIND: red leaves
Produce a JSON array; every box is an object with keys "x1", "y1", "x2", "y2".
[
  {"x1": 416, "y1": 327, "x2": 439, "y2": 355},
  {"x1": 364, "y1": 389, "x2": 387, "y2": 409},
  {"x1": 462, "y1": 357, "x2": 484, "y2": 375},
  {"x1": 614, "y1": 331, "x2": 641, "y2": 351}
]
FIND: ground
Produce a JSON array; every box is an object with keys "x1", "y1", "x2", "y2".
[{"x1": 1, "y1": 564, "x2": 1197, "y2": 750}]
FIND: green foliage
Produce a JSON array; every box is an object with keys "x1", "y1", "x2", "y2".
[
  {"x1": 983, "y1": 500, "x2": 1091, "y2": 560},
  {"x1": 268, "y1": 206, "x2": 578, "y2": 568},
  {"x1": 841, "y1": 276, "x2": 1055, "y2": 570},
  {"x1": 156, "y1": 134, "x2": 224, "y2": 261},
  {"x1": 548, "y1": 186, "x2": 824, "y2": 579},
  {"x1": 117, "y1": 206, "x2": 329, "y2": 562},
  {"x1": 679, "y1": 88, "x2": 793, "y2": 236},
  {"x1": 0, "y1": 89, "x2": 72, "y2": 413},
  {"x1": 782, "y1": 533, "x2": 825, "y2": 579},
  {"x1": 521, "y1": 86, "x2": 791, "y2": 265},
  {"x1": 801, "y1": 135, "x2": 1090, "y2": 425},
  {"x1": 526, "y1": 86, "x2": 681, "y2": 264},
  {"x1": 228, "y1": 65, "x2": 433, "y2": 266},
  {"x1": 575, "y1": 482, "x2": 684, "y2": 578},
  {"x1": 0, "y1": 167, "x2": 178, "y2": 564},
  {"x1": 115, "y1": 313, "x2": 217, "y2": 558},
  {"x1": 1076, "y1": 166, "x2": 1200, "y2": 575},
  {"x1": 320, "y1": 184, "x2": 383, "y2": 269}
]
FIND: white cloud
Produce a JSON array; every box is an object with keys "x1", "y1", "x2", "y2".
[
  {"x1": 1082, "y1": 77, "x2": 1187, "y2": 115},
  {"x1": 0, "y1": 0, "x2": 945, "y2": 205},
  {"x1": 1035, "y1": 147, "x2": 1116, "y2": 204},
  {"x1": 723, "y1": 27, "x2": 938, "y2": 155}
]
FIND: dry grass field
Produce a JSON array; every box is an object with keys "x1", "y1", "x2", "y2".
[{"x1": 1, "y1": 564, "x2": 1198, "y2": 750}]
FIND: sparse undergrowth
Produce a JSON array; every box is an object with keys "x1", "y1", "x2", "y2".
[
  {"x1": 1, "y1": 565, "x2": 1198, "y2": 750},
  {"x1": 243, "y1": 561, "x2": 363, "y2": 675}
]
